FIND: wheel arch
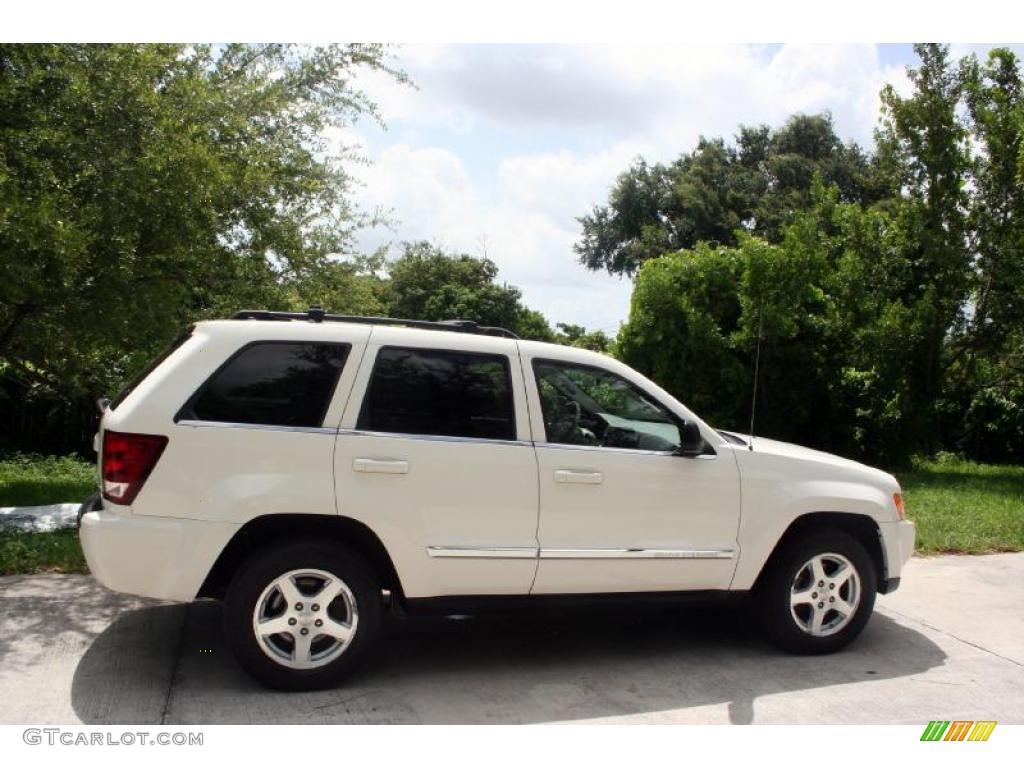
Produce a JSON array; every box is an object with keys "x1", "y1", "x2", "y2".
[
  {"x1": 197, "y1": 513, "x2": 405, "y2": 605},
  {"x1": 750, "y1": 511, "x2": 888, "y2": 594}
]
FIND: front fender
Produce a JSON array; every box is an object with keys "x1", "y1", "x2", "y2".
[{"x1": 730, "y1": 473, "x2": 895, "y2": 590}]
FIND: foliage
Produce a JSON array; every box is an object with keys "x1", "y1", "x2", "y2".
[
  {"x1": 575, "y1": 113, "x2": 890, "y2": 276},
  {"x1": 613, "y1": 45, "x2": 1024, "y2": 465},
  {"x1": 383, "y1": 241, "x2": 609, "y2": 344},
  {"x1": 3, "y1": 43, "x2": 1023, "y2": 468},
  {"x1": 0, "y1": 527, "x2": 87, "y2": 574},
  {"x1": 0, "y1": 452, "x2": 95, "y2": 505},
  {"x1": 874, "y1": 44, "x2": 973, "y2": 454},
  {"x1": 387, "y1": 241, "x2": 527, "y2": 331},
  {"x1": 0, "y1": 43, "x2": 406, "y2": 404},
  {"x1": 944, "y1": 48, "x2": 1024, "y2": 462},
  {"x1": 551, "y1": 323, "x2": 613, "y2": 353}
]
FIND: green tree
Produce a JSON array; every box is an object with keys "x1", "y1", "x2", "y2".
[
  {"x1": 384, "y1": 241, "x2": 554, "y2": 340},
  {"x1": 596, "y1": 44, "x2": 1024, "y2": 465},
  {"x1": 575, "y1": 113, "x2": 887, "y2": 276},
  {"x1": 552, "y1": 323, "x2": 613, "y2": 353},
  {"x1": 618, "y1": 180, "x2": 920, "y2": 466},
  {"x1": 0, "y1": 43, "x2": 405, "y2": 401},
  {"x1": 951, "y1": 48, "x2": 1024, "y2": 458},
  {"x1": 514, "y1": 308, "x2": 557, "y2": 342},
  {"x1": 876, "y1": 43, "x2": 973, "y2": 453},
  {"x1": 387, "y1": 241, "x2": 523, "y2": 327}
]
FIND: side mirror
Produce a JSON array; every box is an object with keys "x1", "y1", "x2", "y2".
[{"x1": 677, "y1": 420, "x2": 704, "y2": 456}]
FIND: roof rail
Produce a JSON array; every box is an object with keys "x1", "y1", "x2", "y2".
[{"x1": 229, "y1": 308, "x2": 520, "y2": 340}]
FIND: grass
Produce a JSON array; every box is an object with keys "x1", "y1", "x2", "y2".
[
  {"x1": 0, "y1": 452, "x2": 1019, "y2": 575},
  {"x1": 0, "y1": 452, "x2": 96, "y2": 507},
  {"x1": 0, "y1": 453, "x2": 95, "y2": 575},
  {"x1": 898, "y1": 455, "x2": 1024, "y2": 555},
  {"x1": 0, "y1": 527, "x2": 87, "y2": 575}
]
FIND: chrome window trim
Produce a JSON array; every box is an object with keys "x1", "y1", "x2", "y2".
[
  {"x1": 176, "y1": 419, "x2": 338, "y2": 435},
  {"x1": 174, "y1": 423, "x2": 712, "y2": 453},
  {"x1": 338, "y1": 428, "x2": 532, "y2": 448},
  {"x1": 426, "y1": 546, "x2": 735, "y2": 560},
  {"x1": 534, "y1": 441, "x2": 717, "y2": 459},
  {"x1": 534, "y1": 441, "x2": 675, "y2": 457}
]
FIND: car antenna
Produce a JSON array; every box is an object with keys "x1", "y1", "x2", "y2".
[{"x1": 748, "y1": 300, "x2": 764, "y2": 452}]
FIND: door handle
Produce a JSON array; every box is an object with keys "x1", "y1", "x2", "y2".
[
  {"x1": 554, "y1": 469, "x2": 603, "y2": 485},
  {"x1": 353, "y1": 458, "x2": 409, "y2": 475}
]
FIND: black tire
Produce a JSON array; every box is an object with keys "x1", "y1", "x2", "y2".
[
  {"x1": 755, "y1": 528, "x2": 877, "y2": 654},
  {"x1": 223, "y1": 539, "x2": 383, "y2": 691}
]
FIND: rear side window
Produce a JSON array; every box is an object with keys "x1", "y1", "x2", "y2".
[
  {"x1": 357, "y1": 347, "x2": 516, "y2": 441},
  {"x1": 181, "y1": 342, "x2": 349, "y2": 428}
]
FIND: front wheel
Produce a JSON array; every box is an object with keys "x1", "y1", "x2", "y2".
[
  {"x1": 756, "y1": 529, "x2": 877, "y2": 654},
  {"x1": 223, "y1": 540, "x2": 383, "y2": 690}
]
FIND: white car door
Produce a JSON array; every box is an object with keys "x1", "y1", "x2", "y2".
[
  {"x1": 522, "y1": 351, "x2": 741, "y2": 594},
  {"x1": 333, "y1": 329, "x2": 539, "y2": 599}
]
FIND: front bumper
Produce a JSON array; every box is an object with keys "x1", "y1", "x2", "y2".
[
  {"x1": 79, "y1": 508, "x2": 237, "y2": 602},
  {"x1": 878, "y1": 518, "x2": 916, "y2": 593}
]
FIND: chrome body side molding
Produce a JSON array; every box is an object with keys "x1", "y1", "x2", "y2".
[
  {"x1": 539, "y1": 548, "x2": 736, "y2": 559},
  {"x1": 426, "y1": 546, "x2": 735, "y2": 560},
  {"x1": 426, "y1": 546, "x2": 539, "y2": 559}
]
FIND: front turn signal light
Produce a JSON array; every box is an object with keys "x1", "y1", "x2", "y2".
[{"x1": 893, "y1": 492, "x2": 906, "y2": 520}]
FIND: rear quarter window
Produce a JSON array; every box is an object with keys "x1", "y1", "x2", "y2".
[{"x1": 178, "y1": 341, "x2": 350, "y2": 428}]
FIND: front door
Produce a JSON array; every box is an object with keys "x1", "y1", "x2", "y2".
[{"x1": 523, "y1": 354, "x2": 741, "y2": 594}]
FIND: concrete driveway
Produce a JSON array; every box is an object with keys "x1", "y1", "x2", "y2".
[{"x1": 0, "y1": 553, "x2": 1021, "y2": 725}]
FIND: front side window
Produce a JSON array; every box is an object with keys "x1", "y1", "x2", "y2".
[
  {"x1": 182, "y1": 342, "x2": 349, "y2": 428},
  {"x1": 533, "y1": 360, "x2": 681, "y2": 452},
  {"x1": 357, "y1": 347, "x2": 516, "y2": 441}
]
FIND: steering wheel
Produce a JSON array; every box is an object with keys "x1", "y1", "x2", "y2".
[
  {"x1": 564, "y1": 399, "x2": 581, "y2": 434},
  {"x1": 546, "y1": 396, "x2": 584, "y2": 444}
]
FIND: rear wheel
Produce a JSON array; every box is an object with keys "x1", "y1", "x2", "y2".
[
  {"x1": 224, "y1": 540, "x2": 382, "y2": 690},
  {"x1": 756, "y1": 528, "x2": 877, "y2": 654}
]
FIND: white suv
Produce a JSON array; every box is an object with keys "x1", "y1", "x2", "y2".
[{"x1": 80, "y1": 309, "x2": 915, "y2": 690}]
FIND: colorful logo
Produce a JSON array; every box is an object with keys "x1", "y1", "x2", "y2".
[{"x1": 920, "y1": 721, "x2": 997, "y2": 741}]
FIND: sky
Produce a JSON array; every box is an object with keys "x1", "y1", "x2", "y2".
[{"x1": 340, "y1": 43, "x2": 1019, "y2": 333}]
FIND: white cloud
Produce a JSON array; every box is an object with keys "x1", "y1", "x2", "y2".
[
  {"x1": 353, "y1": 142, "x2": 636, "y2": 331},
  {"x1": 497, "y1": 142, "x2": 650, "y2": 222},
  {"x1": 363, "y1": 44, "x2": 911, "y2": 148},
  {"x1": 948, "y1": 43, "x2": 1024, "y2": 62},
  {"x1": 346, "y1": 44, "x2": 984, "y2": 333}
]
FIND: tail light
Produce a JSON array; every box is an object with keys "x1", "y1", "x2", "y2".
[{"x1": 102, "y1": 430, "x2": 168, "y2": 505}]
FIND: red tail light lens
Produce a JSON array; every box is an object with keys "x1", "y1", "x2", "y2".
[{"x1": 102, "y1": 430, "x2": 168, "y2": 505}]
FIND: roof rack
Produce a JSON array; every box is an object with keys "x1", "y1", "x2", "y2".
[{"x1": 230, "y1": 308, "x2": 520, "y2": 340}]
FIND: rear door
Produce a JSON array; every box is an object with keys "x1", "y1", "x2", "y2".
[{"x1": 333, "y1": 329, "x2": 539, "y2": 599}]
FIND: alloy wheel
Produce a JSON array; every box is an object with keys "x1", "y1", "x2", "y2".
[
  {"x1": 251, "y1": 568, "x2": 359, "y2": 669},
  {"x1": 789, "y1": 552, "x2": 861, "y2": 637}
]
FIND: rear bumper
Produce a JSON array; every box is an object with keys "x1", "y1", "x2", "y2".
[
  {"x1": 76, "y1": 491, "x2": 101, "y2": 527},
  {"x1": 80, "y1": 508, "x2": 237, "y2": 602},
  {"x1": 878, "y1": 518, "x2": 916, "y2": 592}
]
